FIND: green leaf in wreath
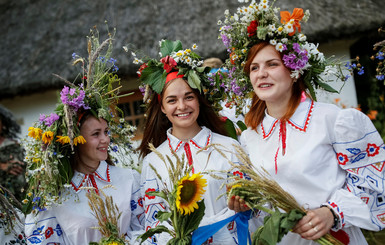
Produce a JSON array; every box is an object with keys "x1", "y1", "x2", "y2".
[
  {"x1": 187, "y1": 70, "x2": 202, "y2": 92},
  {"x1": 141, "y1": 65, "x2": 166, "y2": 94},
  {"x1": 316, "y1": 79, "x2": 339, "y2": 93},
  {"x1": 160, "y1": 40, "x2": 183, "y2": 57}
]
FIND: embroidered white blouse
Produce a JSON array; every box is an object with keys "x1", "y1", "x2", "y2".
[
  {"x1": 240, "y1": 98, "x2": 385, "y2": 245},
  {"x1": 24, "y1": 161, "x2": 145, "y2": 245},
  {"x1": 140, "y1": 126, "x2": 241, "y2": 245}
]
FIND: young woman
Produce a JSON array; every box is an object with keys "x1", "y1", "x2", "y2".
[
  {"x1": 137, "y1": 40, "x2": 242, "y2": 244},
  {"x1": 221, "y1": 1, "x2": 385, "y2": 244},
  {"x1": 24, "y1": 112, "x2": 145, "y2": 244},
  {"x1": 24, "y1": 30, "x2": 144, "y2": 244}
]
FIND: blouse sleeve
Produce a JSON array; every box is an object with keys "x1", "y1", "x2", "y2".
[
  {"x1": 140, "y1": 156, "x2": 173, "y2": 244},
  {"x1": 125, "y1": 169, "x2": 146, "y2": 244},
  {"x1": 25, "y1": 210, "x2": 66, "y2": 244},
  {"x1": 330, "y1": 108, "x2": 385, "y2": 231}
]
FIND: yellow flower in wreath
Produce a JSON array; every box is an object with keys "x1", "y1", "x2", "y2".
[
  {"x1": 42, "y1": 131, "x2": 54, "y2": 144},
  {"x1": 74, "y1": 135, "x2": 87, "y2": 145},
  {"x1": 176, "y1": 173, "x2": 207, "y2": 215},
  {"x1": 28, "y1": 127, "x2": 42, "y2": 140},
  {"x1": 56, "y1": 135, "x2": 70, "y2": 144}
]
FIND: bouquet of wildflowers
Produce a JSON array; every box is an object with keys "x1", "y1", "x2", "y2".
[
  {"x1": 217, "y1": 0, "x2": 363, "y2": 115},
  {"x1": 212, "y1": 144, "x2": 343, "y2": 245},
  {"x1": 138, "y1": 144, "x2": 207, "y2": 245},
  {"x1": 22, "y1": 26, "x2": 136, "y2": 214}
]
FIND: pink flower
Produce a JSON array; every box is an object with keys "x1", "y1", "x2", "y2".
[{"x1": 160, "y1": 56, "x2": 177, "y2": 73}]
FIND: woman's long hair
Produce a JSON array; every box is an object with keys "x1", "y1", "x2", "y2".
[
  {"x1": 138, "y1": 79, "x2": 227, "y2": 158},
  {"x1": 244, "y1": 42, "x2": 309, "y2": 131}
]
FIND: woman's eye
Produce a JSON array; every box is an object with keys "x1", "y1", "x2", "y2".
[
  {"x1": 186, "y1": 96, "x2": 194, "y2": 100},
  {"x1": 251, "y1": 65, "x2": 259, "y2": 71}
]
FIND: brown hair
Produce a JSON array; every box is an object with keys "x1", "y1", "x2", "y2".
[
  {"x1": 244, "y1": 42, "x2": 309, "y2": 131},
  {"x1": 138, "y1": 79, "x2": 227, "y2": 158},
  {"x1": 70, "y1": 111, "x2": 114, "y2": 171}
]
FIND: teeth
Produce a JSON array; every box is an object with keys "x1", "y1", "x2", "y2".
[
  {"x1": 177, "y1": 113, "x2": 189, "y2": 117},
  {"x1": 260, "y1": 84, "x2": 271, "y2": 88}
]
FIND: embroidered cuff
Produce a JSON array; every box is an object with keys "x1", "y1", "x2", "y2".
[{"x1": 323, "y1": 202, "x2": 344, "y2": 231}]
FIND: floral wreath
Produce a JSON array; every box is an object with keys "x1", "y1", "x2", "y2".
[
  {"x1": 125, "y1": 40, "x2": 225, "y2": 111},
  {"x1": 218, "y1": 0, "x2": 363, "y2": 114},
  {"x1": 23, "y1": 27, "x2": 137, "y2": 214}
]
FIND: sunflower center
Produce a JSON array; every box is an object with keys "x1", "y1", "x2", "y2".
[{"x1": 179, "y1": 180, "x2": 197, "y2": 204}]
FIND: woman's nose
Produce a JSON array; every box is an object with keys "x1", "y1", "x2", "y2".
[
  {"x1": 256, "y1": 65, "x2": 268, "y2": 78},
  {"x1": 177, "y1": 100, "x2": 187, "y2": 110}
]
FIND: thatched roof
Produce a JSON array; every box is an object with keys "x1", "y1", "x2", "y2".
[{"x1": 1, "y1": 0, "x2": 384, "y2": 99}]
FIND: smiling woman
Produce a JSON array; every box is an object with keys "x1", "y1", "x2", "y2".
[{"x1": 134, "y1": 40, "x2": 243, "y2": 244}]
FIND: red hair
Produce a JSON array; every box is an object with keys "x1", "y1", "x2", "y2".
[{"x1": 244, "y1": 42, "x2": 308, "y2": 131}]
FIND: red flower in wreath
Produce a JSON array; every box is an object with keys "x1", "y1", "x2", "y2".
[
  {"x1": 160, "y1": 56, "x2": 177, "y2": 73},
  {"x1": 137, "y1": 63, "x2": 148, "y2": 78},
  {"x1": 45, "y1": 227, "x2": 54, "y2": 239},
  {"x1": 336, "y1": 153, "x2": 349, "y2": 165},
  {"x1": 366, "y1": 143, "x2": 380, "y2": 157},
  {"x1": 145, "y1": 188, "x2": 156, "y2": 200},
  {"x1": 247, "y1": 20, "x2": 259, "y2": 37}
]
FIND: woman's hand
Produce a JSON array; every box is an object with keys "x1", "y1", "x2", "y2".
[
  {"x1": 228, "y1": 195, "x2": 250, "y2": 213},
  {"x1": 292, "y1": 207, "x2": 334, "y2": 240}
]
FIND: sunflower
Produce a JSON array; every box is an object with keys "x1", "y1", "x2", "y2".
[{"x1": 175, "y1": 173, "x2": 207, "y2": 215}]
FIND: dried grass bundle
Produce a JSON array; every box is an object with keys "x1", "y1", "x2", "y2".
[
  {"x1": 212, "y1": 144, "x2": 343, "y2": 245},
  {"x1": 86, "y1": 186, "x2": 127, "y2": 245}
]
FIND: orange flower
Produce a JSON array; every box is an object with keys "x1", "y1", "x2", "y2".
[
  {"x1": 56, "y1": 135, "x2": 70, "y2": 144},
  {"x1": 74, "y1": 135, "x2": 86, "y2": 145},
  {"x1": 42, "y1": 131, "x2": 54, "y2": 144},
  {"x1": 367, "y1": 110, "x2": 378, "y2": 120},
  {"x1": 280, "y1": 8, "x2": 304, "y2": 36}
]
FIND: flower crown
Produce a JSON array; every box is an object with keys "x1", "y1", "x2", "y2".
[
  {"x1": 218, "y1": 0, "x2": 362, "y2": 114},
  {"x1": 126, "y1": 40, "x2": 225, "y2": 110},
  {"x1": 23, "y1": 28, "x2": 136, "y2": 214}
]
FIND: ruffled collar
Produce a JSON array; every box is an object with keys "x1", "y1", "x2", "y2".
[
  {"x1": 261, "y1": 98, "x2": 314, "y2": 140},
  {"x1": 71, "y1": 160, "x2": 111, "y2": 193},
  {"x1": 166, "y1": 126, "x2": 212, "y2": 152}
]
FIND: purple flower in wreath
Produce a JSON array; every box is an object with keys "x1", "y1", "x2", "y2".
[
  {"x1": 336, "y1": 153, "x2": 349, "y2": 165},
  {"x1": 282, "y1": 43, "x2": 308, "y2": 70}
]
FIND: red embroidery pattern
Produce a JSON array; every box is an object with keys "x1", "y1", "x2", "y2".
[
  {"x1": 287, "y1": 100, "x2": 314, "y2": 132},
  {"x1": 145, "y1": 188, "x2": 156, "y2": 200},
  {"x1": 372, "y1": 162, "x2": 385, "y2": 172},
  {"x1": 184, "y1": 142, "x2": 195, "y2": 173},
  {"x1": 336, "y1": 153, "x2": 349, "y2": 165},
  {"x1": 261, "y1": 119, "x2": 279, "y2": 139},
  {"x1": 366, "y1": 143, "x2": 380, "y2": 157}
]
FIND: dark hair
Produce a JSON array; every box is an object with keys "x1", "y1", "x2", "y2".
[
  {"x1": 0, "y1": 104, "x2": 21, "y2": 139},
  {"x1": 70, "y1": 111, "x2": 114, "y2": 171},
  {"x1": 244, "y1": 42, "x2": 309, "y2": 130},
  {"x1": 138, "y1": 79, "x2": 227, "y2": 158}
]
